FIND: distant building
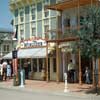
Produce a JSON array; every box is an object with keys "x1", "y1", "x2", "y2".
[{"x1": 0, "y1": 28, "x2": 14, "y2": 58}]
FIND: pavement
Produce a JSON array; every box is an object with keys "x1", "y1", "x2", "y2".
[{"x1": 0, "y1": 79, "x2": 99, "y2": 97}]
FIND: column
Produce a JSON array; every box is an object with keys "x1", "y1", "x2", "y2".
[
  {"x1": 98, "y1": 58, "x2": 100, "y2": 87},
  {"x1": 46, "y1": 42, "x2": 49, "y2": 82},
  {"x1": 79, "y1": 48, "x2": 82, "y2": 85},
  {"x1": 56, "y1": 42, "x2": 60, "y2": 82}
]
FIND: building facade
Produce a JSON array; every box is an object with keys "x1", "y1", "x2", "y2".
[
  {"x1": 9, "y1": 0, "x2": 61, "y2": 42},
  {"x1": 9, "y1": 0, "x2": 61, "y2": 81},
  {"x1": 0, "y1": 28, "x2": 14, "y2": 58},
  {"x1": 46, "y1": 0, "x2": 100, "y2": 86}
]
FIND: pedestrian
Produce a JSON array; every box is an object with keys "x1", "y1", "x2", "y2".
[
  {"x1": 2, "y1": 60, "x2": 7, "y2": 81},
  {"x1": 0, "y1": 62, "x2": 3, "y2": 81},
  {"x1": 85, "y1": 67, "x2": 90, "y2": 84},
  {"x1": 7, "y1": 62, "x2": 11, "y2": 80},
  {"x1": 68, "y1": 59, "x2": 75, "y2": 83}
]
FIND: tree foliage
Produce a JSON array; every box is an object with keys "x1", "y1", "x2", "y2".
[{"x1": 76, "y1": 5, "x2": 100, "y2": 59}]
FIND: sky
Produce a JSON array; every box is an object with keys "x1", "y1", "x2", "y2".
[{"x1": 0, "y1": 0, "x2": 13, "y2": 29}]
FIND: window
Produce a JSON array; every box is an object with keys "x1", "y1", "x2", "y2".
[
  {"x1": 20, "y1": 30, "x2": 24, "y2": 40},
  {"x1": 31, "y1": 4, "x2": 36, "y2": 20},
  {"x1": 39, "y1": 59, "x2": 43, "y2": 72},
  {"x1": 80, "y1": 16, "x2": 84, "y2": 25},
  {"x1": 44, "y1": 25, "x2": 49, "y2": 33},
  {"x1": 53, "y1": 58, "x2": 56, "y2": 72},
  {"x1": 44, "y1": 10, "x2": 49, "y2": 17},
  {"x1": 3, "y1": 45, "x2": 10, "y2": 52},
  {"x1": 44, "y1": 19, "x2": 49, "y2": 25},
  {"x1": 32, "y1": 28, "x2": 36, "y2": 36},
  {"x1": 32, "y1": 59, "x2": 43, "y2": 72},
  {"x1": 20, "y1": 9, "x2": 24, "y2": 22},
  {"x1": 33, "y1": 59, "x2": 37, "y2": 72},
  {"x1": 20, "y1": 24, "x2": 24, "y2": 30}
]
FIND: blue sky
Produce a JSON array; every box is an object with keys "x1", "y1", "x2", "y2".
[{"x1": 0, "y1": 0, "x2": 13, "y2": 29}]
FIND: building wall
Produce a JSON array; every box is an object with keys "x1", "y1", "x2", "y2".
[
  {"x1": 9, "y1": 0, "x2": 60, "y2": 81},
  {"x1": 11, "y1": 0, "x2": 59, "y2": 43}
]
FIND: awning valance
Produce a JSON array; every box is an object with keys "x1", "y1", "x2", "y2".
[
  {"x1": 46, "y1": 0, "x2": 97, "y2": 11},
  {"x1": 3, "y1": 48, "x2": 50, "y2": 59}
]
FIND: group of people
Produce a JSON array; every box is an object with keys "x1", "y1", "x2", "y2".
[
  {"x1": 67, "y1": 59, "x2": 91, "y2": 84},
  {"x1": 0, "y1": 60, "x2": 12, "y2": 81}
]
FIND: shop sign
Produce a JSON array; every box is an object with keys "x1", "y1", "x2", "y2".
[{"x1": 20, "y1": 39, "x2": 46, "y2": 48}]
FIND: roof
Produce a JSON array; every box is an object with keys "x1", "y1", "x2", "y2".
[
  {"x1": 46, "y1": 0, "x2": 97, "y2": 11},
  {"x1": 0, "y1": 28, "x2": 13, "y2": 33}
]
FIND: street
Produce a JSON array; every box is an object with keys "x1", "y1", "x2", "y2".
[{"x1": 0, "y1": 88, "x2": 100, "y2": 100}]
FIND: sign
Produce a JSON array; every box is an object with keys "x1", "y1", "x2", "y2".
[
  {"x1": 12, "y1": 50, "x2": 17, "y2": 59},
  {"x1": 20, "y1": 39, "x2": 46, "y2": 48}
]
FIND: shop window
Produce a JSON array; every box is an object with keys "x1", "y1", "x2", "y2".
[
  {"x1": 33, "y1": 59, "x2": 37, "y2": 72},
  {"x1": 39, "y1": 59, "x2": 43, "y2": 72},
  {"x1": 53, "y1": 58, "x2": 56, "y2": 72}
]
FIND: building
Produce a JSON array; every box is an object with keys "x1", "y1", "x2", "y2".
[
  {"x1": 8, "y1": 0, "x2": 61, "y2": 80},
  {"x1": 0, "y1": 28, "x2": 14, "y2": 58},
  {"x1": 9, "y1": 0, "x2": 61, "y2": 42},
  {"x1": 46, "y1": 0, "x2": 100, "y2": 86}
]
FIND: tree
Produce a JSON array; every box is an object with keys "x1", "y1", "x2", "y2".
[{"x1": 76, "y1": 5, "x2": 100, "y2": 92}]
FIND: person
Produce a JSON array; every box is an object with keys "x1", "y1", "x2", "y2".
[
  {"x1": 68, "y1": 59, "x2": 75, "y2": 83},
  {"x1": 41, "y1": 68, "x2": 46, "y2": 81},
  {"x1": 0, "y1": 62, "x2": 3, "y2": 81},
  {"x1": 7, "y1": 62, "x2": 11, "y2": 80},
  {"x1": 2, "y1": 60, "x2": 7, "y2": 81},
  {"x1": 84, "y1": 67, "x2": 90, "y2": 84}
]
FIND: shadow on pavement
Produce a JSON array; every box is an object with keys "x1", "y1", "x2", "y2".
[{"x1": 85, "y1": 87, "x2": 100, "y2": 95}]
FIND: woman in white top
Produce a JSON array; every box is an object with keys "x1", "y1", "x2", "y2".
[{"x1": 7, "y1": 63, "x2": 11, "y2": 79}]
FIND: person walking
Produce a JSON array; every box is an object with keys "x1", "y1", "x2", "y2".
[
  {"x1": 7, "y1": 62, "x2": 11, "y2": 80},
  {"x1": 68, "y1": 59, "x2": 75, "y2": 83},
  {"x1": 84, "y1": 67, "x2": 91, "y2": 84},
  {"x1": 2, "y1": 60, "x2": 7, "y2": 81}
]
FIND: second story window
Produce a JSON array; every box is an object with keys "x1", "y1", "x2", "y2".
[
  {"x1": 20, "y1": 29, "x2": 24, "y2": 41},
  {"x1": 3, "y1": 45, "x2": 10, "y2": 53},
  {"x1": 32, "y1": 28, "x2": 36, "y2": 36},
  {"x1": 31, "y1": 4, "x2": 36, "y2": 20},
  {"x1": 44, "y1": 25, "x2": 49, "y2": 33},
  {"x1": 44, "y1": 9, "x2": 49, "y2": 18},
  {"x1": 20, "y1": 8, "x2": 24, "y2": 22}
]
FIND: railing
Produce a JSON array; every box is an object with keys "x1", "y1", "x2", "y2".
[{"x1": 45, "y1": 26, "x2": 80, "y2": 40}]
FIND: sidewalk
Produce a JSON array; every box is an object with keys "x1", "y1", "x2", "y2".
[{"x1": 0, "y1": 79, "x2": 98, "y2": 96}]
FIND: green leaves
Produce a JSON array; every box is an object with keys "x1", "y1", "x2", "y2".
[{"x1": 76, "y1": 5, "x2": 100, "y2": 59}]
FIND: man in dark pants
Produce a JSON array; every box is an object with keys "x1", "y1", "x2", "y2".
[{"x1": 68, "y1": 60, "x2": 75, "y2": 83}]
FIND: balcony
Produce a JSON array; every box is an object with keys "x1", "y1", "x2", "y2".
[{"x1": 45, "y1": 25, "x2": 81, "y2": 41}]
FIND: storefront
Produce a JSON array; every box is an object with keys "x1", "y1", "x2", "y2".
[
  {"x1": 46, "y1": 0, "x2": 100, "y2": 86},
  {"x1": 3, "y1": 38, "x2": 57, "y2": 81}
]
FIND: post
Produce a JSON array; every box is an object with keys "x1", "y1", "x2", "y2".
[
  {"x1": 64, "y1": 72, "x2": 69, "y2": 92},
  {"x1": 56, "y1": 42, "x2": 60, "y2": 82},
  {"x1": 20, "y1": 69, "x2": 24, "y2": 87},
  {"x1": 79, "y1": 48, "x2": 82, "y2": 85},
  {"x1": 12, "y1": 48, "x2": 18, "y2": 86}
]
